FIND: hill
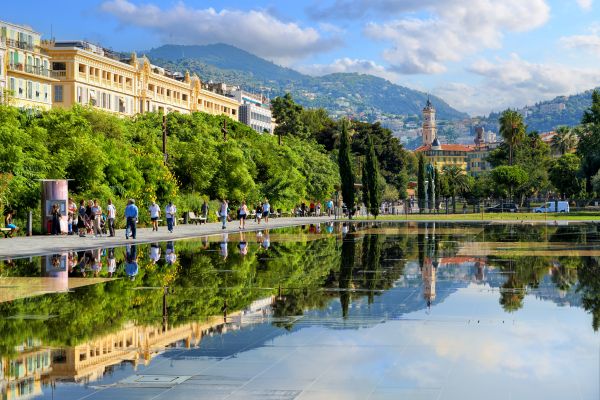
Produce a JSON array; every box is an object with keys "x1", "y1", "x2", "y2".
[
  {"x1": 480, "y1": 89, "x2": 598, "y2": 133},
  {"x1": 144, "y1": 44, "x2": 468, "y2": 121}
]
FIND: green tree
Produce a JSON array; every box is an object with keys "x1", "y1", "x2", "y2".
[
  {"x1": 364, "y1": 135, "x2": 382, "y2": 218},
  {"x1": 551, "y1": 126, "x2": 578, "y2": 156},
  {"x1": 490, "y1": 165, "x2": 529, "y2": 201},
  {"x1": 271, "y1": 93, "x2": 307, "y2": 144},
  {"x1": 499, "y1": 109, "x2": 526, "y2": 166},
  {"x1": 582, "y1": 90, "x2": 600, "y2": 125},
  {"x1": 338, "y1": 120, "x2": 355, "y2": 218},
  {"x1": 549, "y1": 153, "x2": 582, "y2": 199},
  {"x1": 417, "y1": 154, "x2": 426, "y2": 213},
  {"x1": 441, "y1": 165, "x2": 470, "y2": 213}
]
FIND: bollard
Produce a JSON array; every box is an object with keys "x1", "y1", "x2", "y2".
[{"x1": 27, "y1": 210, "x2": 32, "y2": 236}]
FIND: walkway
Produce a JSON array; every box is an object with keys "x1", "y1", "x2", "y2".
[{"x1": 0, "y1": 216, "x2": 334, "y2": 259}]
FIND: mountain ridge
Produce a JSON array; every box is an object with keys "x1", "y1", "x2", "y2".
[{"x1": 144, "y1": 43, "x2": 469, "y2": 121}]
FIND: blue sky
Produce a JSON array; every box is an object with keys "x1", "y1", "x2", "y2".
[{"x1": 6, "y1": 0, "x2": 600, "y2": 115}]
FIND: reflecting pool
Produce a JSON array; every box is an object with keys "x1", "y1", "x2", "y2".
[{"x1": 1, "y1": 222, "x2": 599, "y2": 399}]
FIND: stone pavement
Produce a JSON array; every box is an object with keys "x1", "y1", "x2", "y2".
[{"x1": 0, "y1": 216, "x2": 334, "y2": 259}]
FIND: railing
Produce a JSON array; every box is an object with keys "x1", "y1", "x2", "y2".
[
  {"x1": 5, "y1": 38, "x2": 34, "y2": 51},
  {"x1": 8, "y1": 63, "x2": 52, "y2": 78},
  {"x1": 52, "y1": 70, "x2": 66, "y2": 78}
]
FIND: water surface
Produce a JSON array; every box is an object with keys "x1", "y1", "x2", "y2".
[{"x1": 1, "y1": 222, "x2": 599, "y2": 399}]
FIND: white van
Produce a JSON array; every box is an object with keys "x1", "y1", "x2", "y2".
[{"x1": 534, "y1": 201, "x2": 570, "y2": 213}]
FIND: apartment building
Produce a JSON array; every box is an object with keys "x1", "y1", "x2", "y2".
[
  {"x1": 42, "y1": 40, "x2": 239, "y2": 119},
  {"x1": 0, "y1": 20, "x2": 55, "y2": 109}
]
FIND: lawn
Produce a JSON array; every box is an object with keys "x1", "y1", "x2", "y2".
[{"x1": 353, "y1": 212, "x2": 600, "y2": 221}]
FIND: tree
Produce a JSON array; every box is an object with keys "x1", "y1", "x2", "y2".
[
  {"x1": 417, "y1": 154, "x2": 426, "y2": 213},
  {"x1": 427, "y1": 164, "x2": 435, "y2": 212},
  {"x1": 577, "y1": 93, "x2": 600, "y2": 193},
  {"x1": 441, "y1": 165, "x2": 470, "y2": 213},
  {"x1": 338, "y1": 120, "x2": 355, "y2": 218},
  {"x1": 582, "y1": 90, "x2": 600, "y2": 125},
  {"x1": 549, "y1": 153, "x2": 582, "y2": 199},
  {"x1": 364, "y1": 135, "x2": 382, "y2": 218},
  {"x1": 552, "y1": 126, "x2": 578, "y2": 156},
  {"x1": 499, "y1": 109, "x2": 526, "y2": 166},
  {"x1": 271, "y1": 93, "x2": 307, "y2": 145},
  {"x1": 490, "y1": 165, "x2": 529, "y2": 201}
]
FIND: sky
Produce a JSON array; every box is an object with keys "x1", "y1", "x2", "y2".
[{"x1": 5, "y1": 0, "x2": 600, "y2": 115}]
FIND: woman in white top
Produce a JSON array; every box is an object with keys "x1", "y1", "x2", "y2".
[
  {"x1": 239, "y1": 200, "x2": 249, "y2": 229},
  {"x1": 149, "y1": 201, "x2": 161, "y2": 231}
]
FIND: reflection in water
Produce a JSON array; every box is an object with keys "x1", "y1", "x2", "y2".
[{"x1": 1, "y1": 222, "x2": 600, "y2": 399}]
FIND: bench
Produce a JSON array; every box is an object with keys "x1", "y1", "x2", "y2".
[
  {"x1": 187, "y1": 211, "x2": 206, "y2": 225},
  {"x1": 1, "y1": 227, "x2": 13, "y2": 238}
]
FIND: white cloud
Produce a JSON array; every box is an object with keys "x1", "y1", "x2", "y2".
[
  {"x1": 100, "y1": 0, "x2": 341, "y2": 65},
  {"x1": 297, "y1": 58, "x2": 401, "y2": 82},
  {"x1": 362, "y1": 0, "x2": 550, "y2": 74},
  {"x1": 560, "y1": 32, "x2": 600, "y2": 56},
  {"x1": 576, "y1": 0, "x2": 593, "y2": 10},
  {"x1": 436, "y1": 54, "x2": 600, "y2": 115}
]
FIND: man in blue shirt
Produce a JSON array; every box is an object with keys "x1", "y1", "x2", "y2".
[{"x1": 124, "y1": 199, "x2": 139, "y2": 239}]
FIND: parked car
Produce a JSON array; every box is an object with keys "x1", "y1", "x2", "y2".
[
  {"x1": 534, "y1": 201, "x2": 570, "y2": 213},
  {"x1": 485, "y1": 203, "x2": 519, "y2": 213}
]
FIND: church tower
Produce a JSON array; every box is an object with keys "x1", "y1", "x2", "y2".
[{"x1": 422, "y1": 98, "x2": 437, "y2": 146}]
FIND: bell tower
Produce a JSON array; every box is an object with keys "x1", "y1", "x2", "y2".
[{"x1": 422, "y1": 98, "x2": 437, "y2": 146}]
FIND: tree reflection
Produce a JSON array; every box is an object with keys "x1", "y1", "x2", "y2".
[{"x1": 577, "y1": 256, "x2": 600, "y2": 331}]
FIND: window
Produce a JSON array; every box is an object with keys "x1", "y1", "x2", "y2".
[
  {"x1": 26, "y1": 81, "x2": 33, "y2": 99},
  {"x1": 78, "y1": 64, "x2": 86, "y2": 74},
  {"x1": 52, "y1": 62, "x2": 66, "y2": 71},
  {"x1": 54, "y1": 85, "x2": 63, "y2": 102}
]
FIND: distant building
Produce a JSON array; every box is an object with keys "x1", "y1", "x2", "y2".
[
  {"x1": 1, "y1": 20, "x2": 55, "y2": 110},
  {"x1": 210, "y1": 86, "x2": 274, "y2": 134},
  {"x1": 422, "y1": 98, "x2": 437, "y2": 146},
  {"x1": 467, "y1": 126, "x2": 499, "y2": 177},
  {"x1": 239, "y1": 103, "x2": 273, "y2": 134},
  {"x1": 415, "y1": 100, "x2": 472, "y2": 171}
]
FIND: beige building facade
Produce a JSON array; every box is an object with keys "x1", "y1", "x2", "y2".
[
  {"x1": 0, "y1": 20, "x2": 56, "y2": 110},
  {"x1": 42, "y1": 40, "x2": 239, "y2": 119}
]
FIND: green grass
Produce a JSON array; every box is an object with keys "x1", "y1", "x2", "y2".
[{"x1": 354, "y1": 212, "x2": 600, "y2": 221}]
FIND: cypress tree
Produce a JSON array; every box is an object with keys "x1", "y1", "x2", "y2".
[
  {"x1": 361, "y1": 161, "x2": 369, "y2": 216},
  {"x1": 365, "y1": 135, "x2": 381, "y2": 218},
  {"x1": 434, "y1": 168, "x2": 441, "y2": 213},
  {"x1": 338, "y1": 120, "x2": 355, "y2": 218},
  {"x1": 427, "y1": 164, "x2": 435, "y2": 212},
  {"x1": 417, "y1": 154, "x2": 426, "y2": 213}
]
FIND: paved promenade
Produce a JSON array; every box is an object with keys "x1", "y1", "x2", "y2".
[{"x1": 0, "y1": 216, "x2": 334, "y2": 259}]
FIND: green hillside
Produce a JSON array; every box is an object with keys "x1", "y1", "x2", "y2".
[
  {"x1": 481, "y1": 89, "x2": 598, "y2": 133},
  {"x1": 145, "y1": 44, "x2": 468, "y2": 121}
]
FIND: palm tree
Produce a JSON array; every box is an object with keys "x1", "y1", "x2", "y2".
[
  {"x1": 552, "y1": 126, "x2": 578, "y2": 156},
  {"x1": 442, "y1": 165, "x2": 470, "y2": 213},
  {"x1": 499, "y1": 109, "x2": 526, "y2": 165}
]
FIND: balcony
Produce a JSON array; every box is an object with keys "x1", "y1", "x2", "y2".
[
  {"x1": 8, "y1": 63, "x2": 53, "y2": 78},
  {"x1": 5, "y1": 38, "x2": 35, "y2": 52}
]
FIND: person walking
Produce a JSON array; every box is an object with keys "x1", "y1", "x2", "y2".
[
  {"x1": 106, "y1": 199, "x2": 116, "y2": 237},
  {"x1": 85, "y1": 200, "x2": 94, "y2": 235},
  {"x1": 255, "y1": 203, "x2": 262, "y2": 224},
  {"x1": 219, "y1": 199, "x2": 229, "y2": 229},
  {"x1": 262, "y1": 199, "x2": 270, "y2": 223},
  {"x1": 149, "y1": 200, "x2": 161, "y2": 231},
  {"x1": 238, "y1": 200, "x2": 248, "y2": 229},
  {"x1": 201, "y1": 200, "x2": 209, "y2": 219},
  {"x1": 67, "y1": 199, "x2": 76, "y2": 235},
  {"x1": 77, "y1": 200, "x2": 86, "y2": 237},
  {"x1": 165, "y1": 201, "x2": 176, "y2": 233},
  {"x1": 124, "y1": 199, "x2": 138, "y2": 240},
  {"x1": 51, "y1": 204, "x2": 61, "y2": 235},
  {"x1": 92, "y1": 199, "x2": 103, "y2": 237},
  {"x1": 327, "y1": 199, "x2": 334, "y2": 217}
]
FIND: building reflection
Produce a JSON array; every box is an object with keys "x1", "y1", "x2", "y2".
[{"x1": 0, "y1": 296, "x2": 274, "y2": 399}]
